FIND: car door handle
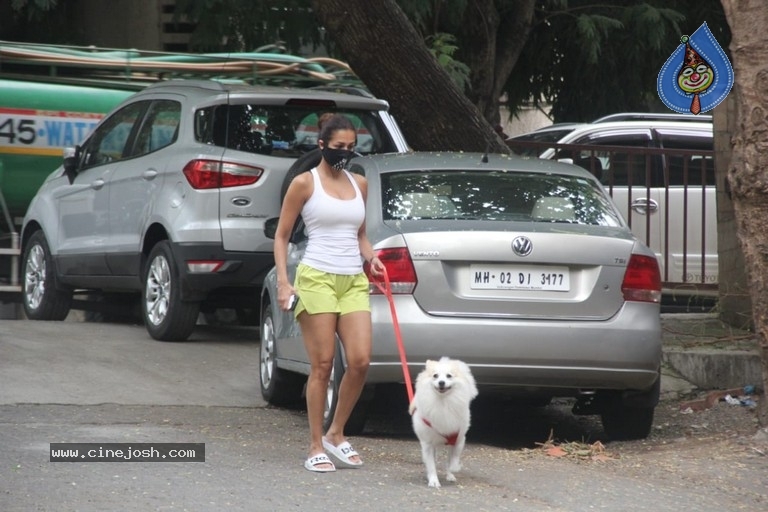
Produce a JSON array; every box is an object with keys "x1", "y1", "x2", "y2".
[
  {"x1": 91, "y1": 179, "x2": 105, "y2": 190},
  {"x1": 142, "y1": 170, "x2": 158, "y2": 180},
  {"x1": 631, "y1": 198, "x2": 658, "y2": 215}
]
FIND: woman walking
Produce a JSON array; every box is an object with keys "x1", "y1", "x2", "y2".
[{"x1": 273, "y1": 114, "x2": 384, "y2": 472}]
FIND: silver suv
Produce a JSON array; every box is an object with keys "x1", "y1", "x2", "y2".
[{"x1": 20, "y1": 80, "x2": 408, "y2": 340}]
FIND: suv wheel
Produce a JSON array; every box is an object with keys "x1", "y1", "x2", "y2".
[
  {"x1": 142, "y1": 241, "x2": 199, "y2": 341},
  {"x1": 21, "y1": 231, "x2": 72, "y2": 321},
  {"x1": 259, "y1": 302, "x2": 304, "y2": 405}
]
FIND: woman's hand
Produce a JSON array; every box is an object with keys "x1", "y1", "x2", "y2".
[
  {"x1": 277, "y1": 285, "x2": 298, "y2": 311},
  {"x1": 368, "y1": 256, "x2": 385, "y2": 277}
]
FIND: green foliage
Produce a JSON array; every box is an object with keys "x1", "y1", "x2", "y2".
[
  {"x1": 504, "y1": 0, "x2": 727, "y2": 122},
  {"x1": 426, "y1": 33, "x2": 471, "y2": 92},
  {"x1": 574, "y1": 14, "x2": 623, "y2": 64},
  {"x1": 10, "y1": 0, "x2": 58, "y2": 21},
  {"x1": 7, "y1": 0, "x2": 730, "y2": 123},
  {"x1": 398, "y1": 0, "x2": 468, "y2": 36},
  {"x1": 3, "y1": 0, "x2": 68, "y2": 42}
]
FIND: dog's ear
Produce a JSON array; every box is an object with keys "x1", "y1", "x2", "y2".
[{"x1": 425, "y1": 359, "x2": 436, "y2": 371}]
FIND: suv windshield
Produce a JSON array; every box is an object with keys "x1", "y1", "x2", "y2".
[
  {"x1": 381, "y1": 170, "x2": 622, "y2": 226},
  {"x1": 195, "y1": 104, "x2": 397, "y2": 157}
]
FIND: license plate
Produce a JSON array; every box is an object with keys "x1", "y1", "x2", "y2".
[{"x1": 470, "y1": 264, "x2": 570, "y2": 291}]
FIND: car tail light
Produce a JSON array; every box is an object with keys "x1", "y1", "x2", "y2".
[
  {"x1": 621, "y1": 254, "x2": 661, "y2": 303},
  {"x1": 182, "y1": 160, "x2": 263, "y2": 189},
  {"x1": 366, "y1": 247, "x2": 417, "y2": 294}
]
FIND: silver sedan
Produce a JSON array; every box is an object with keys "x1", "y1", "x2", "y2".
[{"x1": 259, "y1": 152, "x2": 662, "y2": 440}]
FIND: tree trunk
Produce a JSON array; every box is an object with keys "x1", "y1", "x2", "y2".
[
  {"x1": 714, "y1": 95, "x2": 753, "y2": 329},
  {"x1": 720, "y1": 0, "x2": 768, "y2": 426},
  {"x1": 310, "y1": 0, "x2": 508, "y2": 153},
  {"x1": 457, "y1": 0, "x2": 537, "y2": 126}
]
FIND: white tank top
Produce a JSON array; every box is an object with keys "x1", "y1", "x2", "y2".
[{"x1": 301, "y1": 168, "x2": 366, "y2": 275}]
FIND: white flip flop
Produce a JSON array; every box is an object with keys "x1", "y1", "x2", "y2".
[
  {"x1": 304, "y1": 453, "x2": 336, "y2": 473},
  {"x1": 322, "y1": 437, "x2": 363, "y2": 468}
]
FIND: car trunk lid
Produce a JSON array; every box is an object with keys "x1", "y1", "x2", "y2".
[{"x1": 397, "y1": 225, "x2": 636, "y2": 320}]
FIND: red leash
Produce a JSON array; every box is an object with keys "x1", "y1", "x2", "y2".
[{"x1": 371, "y1": 267, "x2": 414, "y2": 403}]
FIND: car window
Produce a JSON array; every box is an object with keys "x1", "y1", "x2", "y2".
[
  {"x1": 381, "y1": 170, "x2": 622, "y2": 226},
  {"x1": 508, "y1": 128, "x2": 579, "y2": 157},
  {"x1": 195, "y1": 105, "x2": 397, "y2": 158},
  {"x1": 512, "y1": 128, "x2": 578, "y2": 144},
  {"x1": 130, "y1": 100, "x2": 181, "y2": 157},
  {"x1": 656, "y1": 131, "x2": 714, "y2": 186},
  {"x1": 81, "y1": 101, "x2": 147, "y2": 169}
]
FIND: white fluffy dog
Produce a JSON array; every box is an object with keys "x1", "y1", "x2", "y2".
[{"x1": 409, "y1": 357, "x2": 479, "y2": 488}]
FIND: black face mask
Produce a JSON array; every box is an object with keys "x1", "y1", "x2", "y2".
[{"x1": 322, "y1": 147, "x2": 354, "y2": 171}]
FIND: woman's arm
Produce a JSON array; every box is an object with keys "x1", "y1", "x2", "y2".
[{"x1": 274, "y1": 173, "x2": 310, "y2": 309}]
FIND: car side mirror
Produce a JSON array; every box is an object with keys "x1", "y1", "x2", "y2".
[{"x1": 62, "y1": 146, "x2": 80, "y2": 183}]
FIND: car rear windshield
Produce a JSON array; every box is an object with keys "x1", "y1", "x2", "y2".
[
  {"x1": 381, "y1": 170, "x2": 623, "y2": 226},
  {"x1": 194, "y1": 104, "x2": 398, "y2": 157}
]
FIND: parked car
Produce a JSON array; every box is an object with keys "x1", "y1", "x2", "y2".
[
  {"x1": 509, "y1": 118, "x2": 715, "y2": 293},
  {"x1": 20, "y1": 80, "x2": 409, "y2": 340},
  {"x1": 591, "y1": 112, "x2": 713, "y2": 123},
  {"x1": 259, "y1": 151, "x2": 663, "y2": 440},
  {"x1": 506, "y1": 123, "x2": 586, "y2": 156}
]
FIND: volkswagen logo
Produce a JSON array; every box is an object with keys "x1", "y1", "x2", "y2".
[{"x1": 512, "y1": 236, "x2": 533, "y2": 257}]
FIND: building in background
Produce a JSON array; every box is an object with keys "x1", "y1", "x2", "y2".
[
  {"x1": 68, "y1": 0, "x2": 192, "y2": 52},
  {"x1": 0, "y1": 0, "x2": 193, "y2": 52}
]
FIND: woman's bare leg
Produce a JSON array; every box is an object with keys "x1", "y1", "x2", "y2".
[
  {"x1": 323, "y1": 310, "x2": 372, "y2": 462},
  {"x1": 299, "y1": 311, "x2": 338, "y2": 468}
]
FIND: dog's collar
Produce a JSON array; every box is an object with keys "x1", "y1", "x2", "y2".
[{"x1": 419, "y1": 414, "x2": 459, "y2": 446}]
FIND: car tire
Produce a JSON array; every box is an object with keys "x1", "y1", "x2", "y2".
[
  {"x1": 21, "y1": 230, "x2": 72, "y2": 321},
  {"x1": 142, "y1": 241, "x2": 199, "y2": 341},
  {"x1": 259, "y1": 301, "x2": 304, "y2": 405},
  {"x1": 600, "y1": 376, "x2": 660, "y2": 441},
  {"x1": 322, "y1": 339, "x2": 372, "y2": 435},
  {"x1": 600, "y1": 405, "x2": 655, "y2": 441}
]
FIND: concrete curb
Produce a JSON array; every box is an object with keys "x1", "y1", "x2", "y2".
[
  {"x1": 660, "y1": 312, "x2": 763, "y2": 397},
  {"x1": 662, "y1": 348, "x2": 762, "y2": 391}
]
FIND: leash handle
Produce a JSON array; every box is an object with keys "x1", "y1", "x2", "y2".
[{"x1": 372, "y1": 266, "x2": 414, "y2": 403}]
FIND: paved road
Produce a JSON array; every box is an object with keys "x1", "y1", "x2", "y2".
[
  {"x1": 0, "y1": 319, "x2": 765, "y2": 512},
  {"x1": 1, "y1": 319, "x2": 260, "y2": 406}
]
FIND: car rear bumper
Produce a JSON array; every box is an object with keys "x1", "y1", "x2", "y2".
[
  {"x1": 366, "y1": 296, "x2": 661, "y2": 392},
  {"x1": 170, "y1": 242, "x2": 274, "y2": 301}
]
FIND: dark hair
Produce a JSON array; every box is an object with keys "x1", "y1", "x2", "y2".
[
  {"x1": 317, "y1": 112, "x2": 335, "y2": 130},
  {"x1": 318, "y1": 114, "x2": 356, "y2": 145}
]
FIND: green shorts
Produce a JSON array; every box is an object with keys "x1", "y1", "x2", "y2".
[{"x1": 294, "y1": 263, "x2": 371, "y2": 318}]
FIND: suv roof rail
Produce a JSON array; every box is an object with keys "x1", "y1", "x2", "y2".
[
  {"x1": 592, "y1": 112, "x2": 712, "y2": 123},
  {"x1": 0, "y1": 40, "x2": 365, "y2": 90}
]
